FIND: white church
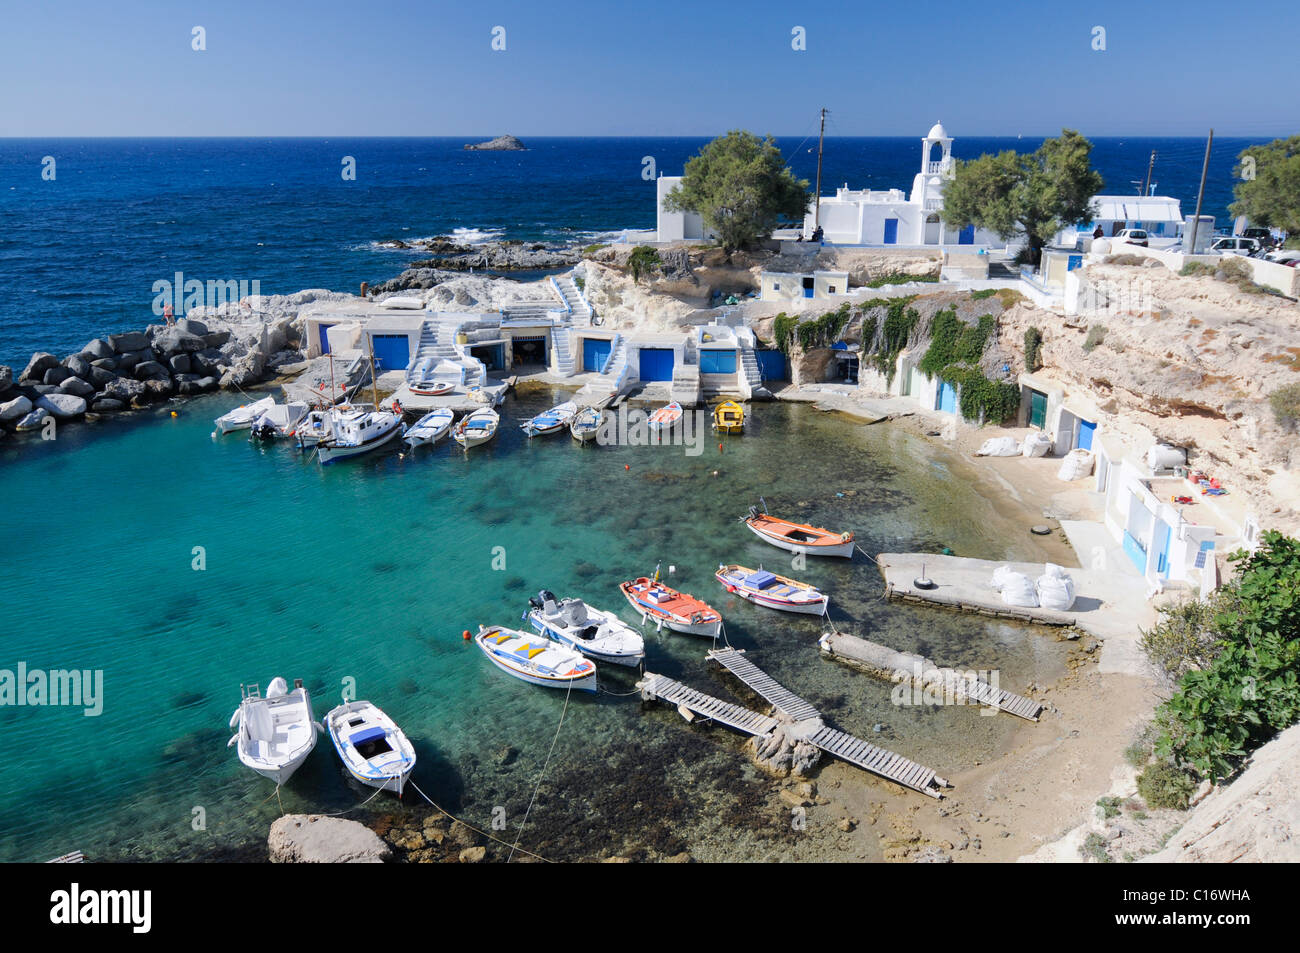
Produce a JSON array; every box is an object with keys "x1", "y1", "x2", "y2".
[{"x1": 657, "y1": 122, "x2": 1006, "y2": 248}]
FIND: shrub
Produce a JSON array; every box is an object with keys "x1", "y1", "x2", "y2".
[
  {"x1": 626, "y1": 246, "x2": 662, "y2": 284},
  {"x1": 1269, "y1": 383, "x2": 1300, "y2": 430},
  {"x1": 864, "y1": 272, "x2": 938, "y2": 288},
  {"x1": 1097, "y1": 796, "x2": 1122, "y2": 819},
  {"x1": 1151, "y1": 531, "x2": 1300, "y2": 781},
  {"x1": 1136, "y1": 760, "x2": 1196, "y2": 810},
  {"x1": 772, "y1": 312, "x2": 797, "y2": 353},
  {"x1": 996, "y1": 288, "x2": 1026, "y2": 309},
  {"x1": 917, "y1": 310, "x2": 995, "y2": 377},
  {"x1": 940, "y1": 367, "x2": 1021, "y2": 424},
  {"x1": 971, "y1": 288, "x2": 998, "y2": 300},
  {"x1": 1083, "y1": 324, "x2": 1107, "y2": 352},
  {"x1": 582, "y1": 243, "x2": 608, "y2": 256},
  {"x1": 771, "y1": 303, "x2": 854, "y2": 354},
  {"x1": 1180, "y1": 261, "x2": 1215, "y2": 278},
  {"x1": 1024, "y1": 326, "x2": 1043, "y2": 370},
  {"x1": 861, "y1": 298, "x2": 919, "y2": 382},
  {"x1": 1082, "y1": 832, "x2": 1112, "y2": 863},
  {"x1": 1140, "y1": 591, "x2": 1234, "y2": 683}
]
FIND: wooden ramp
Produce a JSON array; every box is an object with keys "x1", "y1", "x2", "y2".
[
  {"x1": 46, "y1": 850, "x2": 84, "y2": 863},
  {"x1": 957, "y1": 678, "x2": 1043, "y2": 721},
  {"x1": 807, "y1": 725, "x2": 946, "y2": 798},
  {"x1": 707, "y1": 647, "x2": 821, "y2": 722},
  {"x1": 638, "y1": 673, "x2": 779, "y2": 737}
]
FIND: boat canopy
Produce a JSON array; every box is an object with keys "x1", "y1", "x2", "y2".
[{"x1": 745, "y1": 570, "x2": 778, "y2": 589}]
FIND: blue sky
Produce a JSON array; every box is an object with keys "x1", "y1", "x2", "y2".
[{"x1": 2, "y1": 0, "x2": 1297, "y2": 137}]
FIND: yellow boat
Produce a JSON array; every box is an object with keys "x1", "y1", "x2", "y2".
[{"x1": 713, "y1": 400, "x2": 744, "y2": 433}]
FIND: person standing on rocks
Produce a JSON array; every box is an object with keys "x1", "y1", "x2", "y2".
[{"x1": 163, "y1": 302, "x2": 175, "y2": 325}]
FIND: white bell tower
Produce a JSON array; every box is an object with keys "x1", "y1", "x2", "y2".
[{"x1": 911, "y1": 121, "x2": 954, "y2": 243}]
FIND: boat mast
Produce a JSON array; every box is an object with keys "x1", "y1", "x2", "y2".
[
  {"x1": 1188, "y1": 130, "x2": 1214, "y2": 254},
  {"x1": 327, "y1": 352, "x2": 337, "y2": 406},
  {"x1": 1142, "y1": 149, "x2": 1157, "y2": 196},
  {"x1": 366, "y1": 333, "x2": 381, "y2": 409},
  {"x1": 813, "y1": 107, "x2": 826, "y2": 234}
]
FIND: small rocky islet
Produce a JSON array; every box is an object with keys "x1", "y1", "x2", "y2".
[{"x1": 462, "y1": 134, "x2": 526, "y2": 151}]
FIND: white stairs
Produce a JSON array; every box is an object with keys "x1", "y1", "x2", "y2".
[
  {"x1": 738, "y1": 345, "x2": 763, "y2": 399},
  {"x1": 552, "y1": 274, "x2": 594, "y2": 326},
  {"x1": 550, "y1": 327, "x2": 576, "y2": 376}
]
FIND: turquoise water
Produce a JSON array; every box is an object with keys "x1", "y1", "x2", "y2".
[{"x1": 0, "y1": 391, "x2": 1069, "y2": 862}]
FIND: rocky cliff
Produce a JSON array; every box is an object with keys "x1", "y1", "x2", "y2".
[{"x1": 463, "y1": 135, "x2": 525, "y2": 151}]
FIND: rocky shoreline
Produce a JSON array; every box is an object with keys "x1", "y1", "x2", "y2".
[
  {"x1": 369, "y1": 237, "x2": 581, "y2": 293},
  {"x1": 0, "y1": 292, "x2": 350, "y2": 439}
]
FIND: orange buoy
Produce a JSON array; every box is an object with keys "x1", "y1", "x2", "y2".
[
  {"x1": 718, "y1": 442, "x2": 723, "y2": 452},
  {"x1": 171, "y1": 411, "x2": 178, "y2": 418},
  {"x1": 625, "y1": 464, "x2": 630, "y2": 470},
  {"x1": 462, "y1": 629, "x2": 471, "y2": 641}
]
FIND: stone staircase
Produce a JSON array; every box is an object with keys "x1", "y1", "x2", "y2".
[
  {"x1": 550, "y1": 326, "x2": 575, "y2": 376},
  {"x1": 552, "y1": 274, "x2": 594, "y2": 326},
  {"x1": 670, "y1": 364, "x2": 701, "y2": 407},
  {"x1": 404, "y1": 317, "x2": 486, "y2": 389},
  {"x1": 739, "y1": 343, "x2": 763, "y2": 399}
]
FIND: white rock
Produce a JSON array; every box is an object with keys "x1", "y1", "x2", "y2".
[
  {"x1": 0, "y1": 394, "x2": 33, "y2": 423},
  {"x1": 268, "y1": 814, "x2": 392, "y2": 863},
  {"x1": 36, "y1": 393, "x2": 88, "y2": 418}
]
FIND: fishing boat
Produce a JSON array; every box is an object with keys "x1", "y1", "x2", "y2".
[
  {"x1": 474, "y1": 625, "x2": 598, "y2": 693},
  {"x1": 324, "y1": 700, "x2": 416, "y2": 796},
  {"x1": 250, "y1": 401, "x2": 309, "y2": 441},
  {"x1": 647, "y1": 401, "x2": 683, "y2": 434},
  {"x1": 743, "y1": 503, "x2": 855, "y2": 558},
  {"x1": 525, "y1": 590, "x2": 645, "y2": 667},
  {"x1": 403, "y1": 407, "x2": 455, "y2": 448},
  {"x1": 521, "y1": 400, "x2": 577, "y2": 437},
  {"x1": 294, "y1": 402, "x2": 373, "y2": 449},
  {"x1": 715, "y1": 564, "x2": 829, "y2": 615},
  {"x1": 570, "y1": 406, "x2": 603, "y2": 443},
  {"x1": 619, "y1": 575, "x2": 722, "y2": 638},
  {"x1": 226, "y1": 677, "x2": 320, "y2": 785},
  {"x1": 713, "y1": 400, "x2": 744, "y2": 434},
  {"x1": 316, "y1": 407, "x2": 403, "y2": 464},
  {"x1": 214, "y1": 395, "x2": 275, "y2": 434},
  {"x1": 452, "y1": 407, "x2": 499, "y2": 449}
]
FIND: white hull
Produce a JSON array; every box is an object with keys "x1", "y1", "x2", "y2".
[
  {"x1": 325, "y1": 701, "x2": 416, "y2": 796},
  {"x1": 746, "y1": 522, "x2": 856, "y2": 558},
  {"x1": 318, "y1": 419, "x2": 402, "y2": 463},
  {"x1": 453, "y1": 408, "x2": 500, "y2": 449},
  {"x1": 475, "y1": 626, "x2": 598, "y2": 692},
  {"x1": 215, "y1": 396, "x2": 275, "y2": 434},
  {"x1": 404, "y1": 410, "x2": 455, "y2": 447},
  {"x1": 231, "y1": 679, "x2": 319, "y2": 785},
  {"x1": 734, "y1": 589, "x2": 829, "y2": 615},
  {"x1": 628, "y1": 603, "x2": 722, "y2": 638}
]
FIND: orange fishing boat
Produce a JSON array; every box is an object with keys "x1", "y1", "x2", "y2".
[
  {"x1": 742, "y1": 503, "x2": 855, "y2": 558},
  {"x1": 620, "y1": 574, "x2": 723, "y2": 638}
]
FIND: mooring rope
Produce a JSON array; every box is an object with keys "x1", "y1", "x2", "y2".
[
  {"x1": 406, "y1": 779, "x2": 552, "y2": 864},
  {"x1": 509, "y1": 676, "x2": 573, "y2": 863}
]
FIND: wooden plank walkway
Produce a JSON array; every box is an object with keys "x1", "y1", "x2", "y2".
[
  {"x1": 46, "y1": 850, "x2": 84, "y2": 863},
  {"x1": 707, "y1": 647, "x2": 822, "y2": 722},
  {"x1": 638, "y1": 673, "x2": 779, "y2": 737},
  {"x1": 807, "y1": 725, "x2": 946, "y2": 798},
  {"x1": 957, "y1": 677, "x2": 1043, "y2": 721}
]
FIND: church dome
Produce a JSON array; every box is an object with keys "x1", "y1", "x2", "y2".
[{"x1": 927, "y1": 121, "x2": 948, "y2": 140}]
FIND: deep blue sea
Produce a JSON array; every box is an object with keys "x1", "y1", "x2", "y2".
[{"x1": 0, "y1": 136, "x2": 1253, "y2": 368}]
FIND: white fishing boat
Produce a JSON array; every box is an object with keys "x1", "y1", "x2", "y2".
[
  {"x1": 474, "y1": 624, "x2": 598, "y2": 693},
  {"x1": 226, "y1": 677, "x2": 320, "y2": 785},
  {"x1": 250, "y1": 401, "x2": 310, "y2": 440},
  {"x1": 409, "y1": 360, "x2": 464, "y2": 397},
  {"x1": 647, "y1": 401, "x2": 683, "y2": 435},
  {"x1": 570, "y1": 406, "x2": 603, "y2": 443},
  {"x1": 521, "y1": 400, "x2": 577, "y2": 437},
  {"x1": 525, "y1": 590, "x2": 645, "y2": 667},
  {"x1": 316, "y1": 407, "x2": 403, "y2": 464},
  {"x1": 324, "y1": 700, "x2": 416, "y2": 796},
  {"x1": 404, "y1": 408, "x2": 455, "y2": 448},
  {"x1": 214, "y1": 396, "x2": 275, "y2": 434},
  {"x1": 452, "y1": 407, "x2": 499, "y2": 449}
]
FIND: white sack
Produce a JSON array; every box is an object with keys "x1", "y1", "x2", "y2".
[
  {"x1": 977, "y1": 436, "x2": 1021, "y2": 457},
  {"x1": 1022, "y1": 432, "x2": 1053, "y2": 457}
]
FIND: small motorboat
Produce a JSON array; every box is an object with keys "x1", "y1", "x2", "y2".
[
  {"x1": 525, "y1": 590, "x2": 645, "y2": 667},
  {"x1": 250, "y1": 401, "x2": 309, "y2": 440},
  {"x1": 715, "y1": 564, "x2": 829, "y2": 615},
  {"x1": 647, "y1": 401, "x2": 683, "y2": 435},
  {"x1": 521, "y1": 400, "x2": 577, "y2": 437},
  {"x1": 214, "y1": 396, "x2": 275, "y2": 434},
  {"x1": 453, "y1": 407, "x2": 499, "y2": 449},
  {"x1": 226, "y1": 677, "x2": 320, "y2": 785},
  {"x1": 713, "y1": 400, "x2": 744, "y2": 434},
  {"x1": 316, "y1": 408, "x2": 403, "y2": 464},
  {"x1": 570, "y1": 406, "x2": 603, "y2": 443},
  {"x1": 474, "y1": 625, "x2": 598, "y2": 693},
  {"x1": 409, "y1": 359, "x2": 463, "y2": 396},
  {"x1": 620, "y1": 575, "x2": 722, "y2": 638},
  {"x1": 743, "y1": 503, "x2": 855, "y2": 558},
  {"x1": 294, "y1": 403, "x2": 373, "y2": 449},
  {"x1": 404, "y1": 408, "x2": 455, "y2": 448},
  {"x1": 324, "y1": 700, "x2": 416, "y2": 796}
]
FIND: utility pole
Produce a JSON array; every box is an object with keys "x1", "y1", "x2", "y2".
[
  {"x1": 1142, "y1": 150, "x2": 1157, "y2": 196},
  {"x1": 813, "y1": 107, "x2": 826, "y2": 236},
  {"x1": 1188, "y1": 130, "x2": 1214, "y2": 255}
]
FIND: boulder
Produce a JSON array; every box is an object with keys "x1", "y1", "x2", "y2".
[
  {"x1": 0, "y1": 394, "x2": 33, "y2": 424},
  {"x1": 25, "y1": 383, "x2": 58, "y2": 396},
  {"x1": 142, "y1": 378, "x2": 174, "y2": 400},
  {"x1": 87, "y1": 364, "x2": 120, "y2": 388},
  {"x1": 58, "y1": 377, "x2": 96, "y2": 398},
  {"x1": 81, "y1": 338, "x2": 115, "y2": 361},
  {"x1": 36, "y1": 393, "x2": 87, "y2": 418},
  {"x1": 90, "y1": 358, "x2": 118, "y2": 370},
  {"x1": 191, "y1": 349, "x2": 225, "y2": 375},
  {"x1": 220, "y1": 350, "x2": 267, "y2": 390},
  {"x1": 20, "y1": 352, "x2": 60, "y2": 383},
  {"x1": 43, "y1": 366, "x2": 73, "y2": 386},
  {"x1": 90, "y1": 398, "x2": 126, "y2": 413},
  {"x1": 97, "y1": 377, "x2": 147, "y2": 404},
  {"x1": 203, "y1": 330, "x2": 232, "y2": 348},
  {"x1": 195, "y1": 376, "x2": 218, "y2": 392},
  {"x1": 151, "y1": 327, "x2": 207, "y2": 357},
  {"x1": 268, "y1": 814, "x2": 391, "y2": 864},
  {"x1": 62, "y1": 354, "x2": 92, "y2": 379},
  {"x1": 109, "y1": 331, "x2": 149, "y2": 353},
  {"x1": 176, "y1": 317, "x2": 209, "y2": 336},
  {"x1": 15, "y1": 406, "x2": 50, "y2": 431},
  {"x1": 168, "y1": 353, "x2": 192, "y2": 375},
  {"x1": 134, "y1": 360, "x2": 171, "y2": 381},
  {"x1": 0, "y1": 365, "x2": 12, "y2": 391}
]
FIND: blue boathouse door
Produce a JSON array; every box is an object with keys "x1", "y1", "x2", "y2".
[
  {"x1": 958, "y1": 225, "x2": 975, "y2": 245},
  {"x1": 639, "y1": 348, "x2": 675, "y2": 382},
  {"x1": 370, "y1": 334, "x2": 410, "y2": 372},
  {"x1": 938, "y1": 379, "x2": 958, "y2": 414},
  {"x1": 883, "y1": 219, "x2": 898, "y2": 244},
  {"x1": 1077, "y1": 418, "x2": 1096, "y2": 451},
  {"x1": 318, "y1": 324, "x2": 332, "y2": 355},
  {"x1": 582, "y1": 337, "x2": 611, "y2": 373}
]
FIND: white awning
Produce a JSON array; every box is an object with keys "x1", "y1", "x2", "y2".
[{"x1": 1089, "y1": 196, "x2": 1183, "y2": 223}]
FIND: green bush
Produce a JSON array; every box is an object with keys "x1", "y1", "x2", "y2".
[
  {"x1": 1137, "y1": 760, "x2": 1196, "y2": 810},
  {"x1": 864, "y1": 272, "x2": 938, "y2": 288},
  {"x1": 917, "y1": 310, "x2": 995, "y2": 377},
  {"x1": 939, "y1": 366, "x2": 1021, "y2": 424},
  {"x1": 626, "y1": 246, "x2": 662, "y2": 284},
  {"x1": 1140, "y1": 591, "x2": 1235, "y2": 683},
  {"x1": 1082, "y1": 832, "x2": 1112, "y2": 863},
  {"x1": 1151, "y1": 531, "x2": 1300, "y2": 781},
  {"x1": 582, "y1": 243, "x2": 608, "y2": 256},
  {"x1": 971, "y1": 288, "x2": 998, "y2": 300},
  {"x1": 771, "y1": 303, "x2": 854, "y2": 355},
  {"x1": 1097, "y1": 796, "x2": 1122, "y2": 819},
  {"x1": 1269, "y1": 382, "x2": 1300, "y2": 430},
  {"x1": 1024, "y1": 326, "x2": 1043, "y2": 370},
  {"x1": 772, "y1": 312, "x2": 796, "y2": 353},
  {"x1": 1083, "y1": 324, "x2": 1107, "y2": 353},
  {"x1": 859, "y1": 297, "x2": 919, "y2": 382}
]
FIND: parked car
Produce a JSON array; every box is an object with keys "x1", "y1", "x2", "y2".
[
  {"x1": 1241, "y1": 227, "x2": 1276, "y2": 249},
  {"x1": 1114, "y1": 228, "x2": 1149, "y2": 247},
  {"x1": 1264, "y1": 247, "x2": 1300, "y2": 265},
  {"x1": 1209, "y1": 236, "x2": 1261, "y2": 257}
]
